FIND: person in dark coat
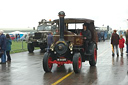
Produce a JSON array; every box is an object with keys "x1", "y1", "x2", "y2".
[
  {"x1": 111, "y1": 30, "x2": 119, "y2": 57},
  {"x1": 6, "y1": 34, "x2": 12, "y2": 62},
  {"x1": 125, "y1": 30, "x2": 128, "y2": 53},
  {"x1": 47, "y1": 32, "x2": 53, "y2": 52},
  {"x1": 15, "y1": 34, "x2": 18, "y2": 42},
  {"x1": 98, "y1": 32, "x2": 101, "y2": 42},
  {"x1": 0, "y1": 30, "x2": 6, "y2": 64},
  {"x1": 80, "y1": 23, "x2": 92, "y2": 54}
]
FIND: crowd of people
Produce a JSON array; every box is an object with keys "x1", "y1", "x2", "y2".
[
  {"x1": 0, "y1": 30, "x2": 12, "y2": 64},
  {"x1": 15, "y1": 34, "x2": 20, "y2": 41},
  {"x1": 98, "y1": 31, "x2": 105, "y2": 42},
  {"x1": 111, "y1": 30, "x2": 128, "y2": 57}
]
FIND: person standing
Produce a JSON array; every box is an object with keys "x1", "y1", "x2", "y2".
[
  {"x1": 47, "y1": 32, "x2": 53, "y2": 52},
  {"x1": 125, "y1": 30, "x2": 128, "y2": 53},
  {"x1": 0, "y1": 30, "x2": 6, "y2": 64},
  {"x1": 6, "y1": 34, "x2": 12, "y2": 62},
  {"x1": 98, "y1": 32, "x2": 101, "y2": 42},
  {"x1": 17, "y1": 34, "x2": 20, "y2": 41},
  {"x1": 101, "y1": 31, "x2": 105, "y2": 41},
  {"x1": 119, "y1": 35, "x2": 125, "y2": 56},
  {"x1": 111, "y1": 30, "x2": 120, "y2": 57},
  {"x1": 15, "y1": 34, "x2": 18, "y2": 42},
  {"x1": 80, "y1": 23, "x2": 92, "y2": 54}
]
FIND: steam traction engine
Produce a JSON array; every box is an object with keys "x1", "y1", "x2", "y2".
[{"x1": 42, "y1": 11, "x2": 98, "y2": 73}]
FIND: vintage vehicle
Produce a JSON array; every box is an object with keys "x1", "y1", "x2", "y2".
[
  {"x1": 26, "y1": 19, "x2": 57, "y2": 53},
  {"x1": 42, "y1": 11, "x2": 98, "y2": 73}
]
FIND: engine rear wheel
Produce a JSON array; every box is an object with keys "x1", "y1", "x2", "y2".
[
  {"x1": 43, "y1": 52, "x2": 53, "y2": 72},
  {"x1": 89, "y1": 44, "x2": 97, "y2": 66},
  {"x1": 27, "y1": 43, "x2": 34, "y2": 53},
  {"x1": 73, "y1": 53, "x2": 82, "y2": 73}
]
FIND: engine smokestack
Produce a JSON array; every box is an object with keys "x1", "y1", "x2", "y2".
[{"x1": 58, "y1": 11, "x2": 65, "y2": 41}]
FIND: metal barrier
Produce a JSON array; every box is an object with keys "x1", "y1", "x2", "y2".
[{"x1": 10, "y1": 40, "x2": 28, "y2": 53}]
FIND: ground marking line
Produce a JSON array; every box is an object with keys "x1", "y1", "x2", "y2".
[
  {"x1": 98, "y1": 48, "x2": 109, "y2": 57},
  {"x1": 51, "y1": 71, "x2": 73, "y2": 85},
  {"x1": 51, "y1": 48, "x2": 109, "y2": 85}
]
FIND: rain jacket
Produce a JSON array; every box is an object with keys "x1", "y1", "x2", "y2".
[
  {"x1": 0, "y1": 34, "x2": 6, "y2": 51},
  {"x1": 80, "y1": 29, "x2": 92, "y2": 40},
  {"x1": 6, "y1": 38, "x2": 12, "y2": 51},
  {"x1": 119, "y1": 38, "x2": 125, "y2": 48},
  {"x1": 47, "y1": 34, "x2": 53, "y2": 45}
]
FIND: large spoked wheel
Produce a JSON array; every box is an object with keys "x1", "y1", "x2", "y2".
[
  {"x1": 89, "y1": 44, "x2": 97, "y2": 66},
  {"x1": 73, "y1": 53, "x2": 82, "y2": 73},
  {"x1": 43, "y1": 52, "x2": 53, "y2": 72},
  {"x1": 27, "y1": 43, "x2": 34, "y2": 53}
]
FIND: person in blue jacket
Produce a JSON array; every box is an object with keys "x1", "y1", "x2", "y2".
[
  {"x1": 0, "y1": 30, "x2": 6, "y2": 64},
  {"x1": 6, "y1": 34, "x2": 12, "y2": 62},
  {"x1": 101, "y1": 31, "x2": 105, "y2": 41},
  {"x1": 47, "y1": 32, "x2": 53, "y2": 52}
]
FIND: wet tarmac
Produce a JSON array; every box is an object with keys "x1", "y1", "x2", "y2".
[{"x1": 0, "y1": 40, "x2": 128, "y2": 85}]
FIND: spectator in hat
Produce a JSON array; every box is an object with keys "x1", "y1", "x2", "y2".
[
  {"x1": 111, "y1": 30, "x2": 119, "y2": 57},
  {"x1": 80, "y1": 23, "x2": 92, "y2": 54}
]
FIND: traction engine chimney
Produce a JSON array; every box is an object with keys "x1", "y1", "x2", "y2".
[{"x1": 58, "y1": 11, "x2": 65, "y2": 41}]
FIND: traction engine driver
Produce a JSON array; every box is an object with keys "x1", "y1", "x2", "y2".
[{"x1": 80, "y1": 23, "x2": 92, "y2": 54}]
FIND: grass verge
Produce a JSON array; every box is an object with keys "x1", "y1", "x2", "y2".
[{"x1": 10, "y1": 41, "x2": 39, "y2": 54}]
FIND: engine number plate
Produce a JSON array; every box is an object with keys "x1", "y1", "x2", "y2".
[{"x1": 57, "y1": 58, "x2": 66, "y2": 61}]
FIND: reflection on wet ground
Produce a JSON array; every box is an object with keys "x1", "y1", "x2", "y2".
[
  {"x1": 0, "y1": 40, "x2": 128, "y2": 85},
  {"x1": 112, "y1": 56, "x2": 124, "y2": 65}
]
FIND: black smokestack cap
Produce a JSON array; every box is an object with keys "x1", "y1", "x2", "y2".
[{"x1": 58, "y1": 11, "x2": 65, "y2": 17}]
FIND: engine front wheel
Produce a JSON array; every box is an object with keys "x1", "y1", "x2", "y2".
[
  {"x1": 73, "y1": 53, "x2": 82, "y2": 73},
  {"x1": 43, "y1": 52, "x2": 53, "y2": 72},
  {"x1": 89, "y1": 44, "x2": 97, "y2": 66}
]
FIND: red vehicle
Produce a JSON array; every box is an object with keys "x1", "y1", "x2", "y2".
[{"x1": 10, "y1": 34, "x2": 15, "y2": 40}]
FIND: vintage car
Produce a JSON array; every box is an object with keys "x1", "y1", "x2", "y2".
[
  {"x1": 42, "y1": 11, "x2": 98, "y2": 73},
  {"x1": 26, "y1": 19, "x2": 57, "y2": 53}
]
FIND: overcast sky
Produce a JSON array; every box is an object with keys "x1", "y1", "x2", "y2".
[{"x1": 0, "y1": 0, "x2": 128, "y2": 30}]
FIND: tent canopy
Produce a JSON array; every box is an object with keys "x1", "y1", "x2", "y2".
[
  {"x1": 9, "y1": 31, "x2": 27, "y2": 38},
  {"x1": 9, "y1": 31, "x2": 26, "y2": 35}
]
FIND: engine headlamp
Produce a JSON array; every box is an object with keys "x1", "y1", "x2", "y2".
[
  {"x1": 50, "y1": 43, "x2": 54, "y2": 51},
  {"x1": 69, "y1": 43, "x2": 73, "y2": 51}
]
